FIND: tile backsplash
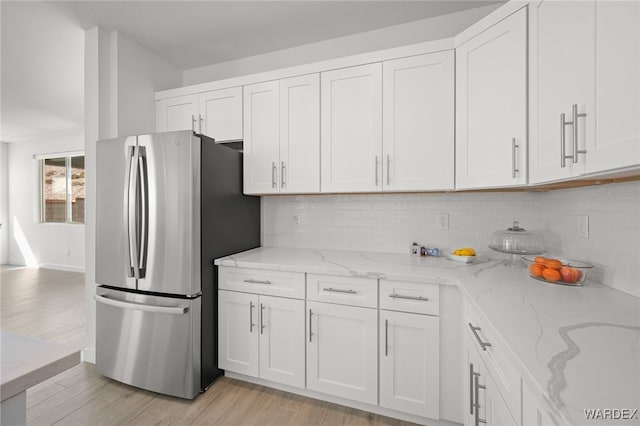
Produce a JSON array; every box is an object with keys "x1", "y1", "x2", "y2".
[{"x1": 262, "y1": 180, "x2": 640, "y2": 297}]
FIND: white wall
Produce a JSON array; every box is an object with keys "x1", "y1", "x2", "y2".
[
  {"x1": 182, "y1": 4, "x2": 500, "y2": 86},
  {"x1": 113, "y1": 32, "x2": 184, "y2": 136},
  {"x1": 263, "y1": 181, "x2": 640, "y2": 298},
  {"x1": 6, "y1": 131, "x2": 85, "y2": 271},
  {"x1": 0, "y1": 143, "x2": 9, "y2": 264},
  {"x1": 83, "y1": 27, "x2": 183, "y2": 363}
]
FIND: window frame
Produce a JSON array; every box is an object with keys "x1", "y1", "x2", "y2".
[{"x1": 38, "y1": 152, "x2": 85, "y2": 225}]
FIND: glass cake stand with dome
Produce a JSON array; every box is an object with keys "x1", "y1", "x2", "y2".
[{"x1": 488, "y1": 221, "x2": 545, "y2": 267}]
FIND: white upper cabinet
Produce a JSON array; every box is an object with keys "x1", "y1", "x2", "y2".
[
  {"x1": 530, "y1": 1, "x2": 639, "y2": 182},
  {"x1": 199, "y1": 87, "x2": 243, "y2": 142},
  {"x1": 456, "y1": 8, "x2": 528, "y2": 190},
  {"x1": 156, "y1": 94, "x2": 199, "y2": 133},
  {"x1": 243, "y1": 80, "x2": 280, "y2": 194},
  {"x1": 529, "y1": 1, "x2": 595, "y2": 183},
  {"x1": 321, "y1": 63, "x2": 382, "y2": 193},
  {"x1": 243, "y1": 74, "x2": 320, "y2": 195},
  {"x1": 156, "y1": 89, "x2": 242, "y2": 141},
  {"x1": 382, "y1": 52, "x2": 454, "y2": 191},
  {"x1": 590, "y1": 1, "x2": 640, "y2": 173},
  {"x1": 279, "y1": 74, "x2": 320, "y2": 193}
]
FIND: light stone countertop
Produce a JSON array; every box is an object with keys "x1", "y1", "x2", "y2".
[
  {"x1": 0, "y1": 331, "x2": 81, "y2": 401},
  {"x1": 216, "y1": 246, "x2": 640, "y2": 426}
]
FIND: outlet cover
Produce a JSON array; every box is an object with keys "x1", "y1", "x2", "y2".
[
  {"x1": 436, "y1": 213, "x2": 449, "y2": 231},
  {"x1": 292, "y1": 213, "x2": 301, "y2": 225},
  {"x1": 577, "y1": 214, "x2": 589, "y2": 239}
]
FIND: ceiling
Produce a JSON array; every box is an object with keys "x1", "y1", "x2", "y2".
[{"x1": 1, "y1": 0, "x2": 502, "y2": 143}]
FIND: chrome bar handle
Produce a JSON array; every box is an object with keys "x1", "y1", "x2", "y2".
[
  {"x1": 260, "y1": 303, "x2": 265, "y2": 335},
  {"x1": 375, "y1": 156, "x2": 379, "y2": 186},
  {"x1": 198, "y1": 114, "x2": 203, "y2": 134},
  {"x1": 271, "y1": 162, "x2": 277, "y2": 188},
  {"x1": 249, "y1": 301, "x2": 255, "y2": 332},
  {"x1": 572, "y1": 104, "x2": 587, "y2": 163},
  {"x1": 468, "y1": 323, "x2": 492, "y2": 351},
  {"x1": 389, "y1": 293, "x2": 429, "y2": 302},
  {"x1": 308, "y1": 309, "x2": 313, "y2": 342},
  {"x1": 470, "y1": 363, "x2": 475, "y2": 415},
  {"x1": 511, "y1": 138, "x2": 519, "y2": 178},
  {"x1": 386, "y1": 155, "x2": 390, "y2": 186},
  {"x1": 323, "y1": 287, "x2": 357, "y2": 294},
  {"x1": 137, "y1": 148, "x2": 148, "y2": 275},
  {"x1": 124, "y1": 145, "x2": 136, "y2": 278},
  {"x1": 384, "y1": 318, "x2": 389, "y2": 357},
  {"x1": 474, "y1": 374, "x2": 487, "y2": 425},
  {"x1": 191, "y1": 115, "x2": 196, "y2": 132},
  {"x1": 561, "y1": 113, "x2": 574, "y2": 168},
  {"x1": 281, "y1": 162, "x2": 286, "y2": 188},
  {"x1": 244, "y1": 279, "x2": 272, "y2": 285},
  {"x1": 128, "y1": 146, "x2": 141, "y2": 280}
]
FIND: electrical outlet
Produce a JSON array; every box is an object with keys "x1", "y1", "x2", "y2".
[
  {"x1": 577, "y1": 214, "x2": 589, "y2": 239},
  {"x1": 436, "y1": 213, "x2": 449, "y2": 231},
  {"x1": 292, "y1": 213, "x2": 301, "y2": 225}
]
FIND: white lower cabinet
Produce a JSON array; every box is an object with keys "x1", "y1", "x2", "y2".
[
  {"x1": 306, "y1": 300, "x2": 378, "y2": 405},
  {"x1": 522, "y1": 381, "x2": 558, "y2": 426},
  {"x1": 379, "y1": 310, "x2": 440, "y2": 419},
  {"x1": 218, "y1": 290, "x2": 305, "y2": 388},
  {"x1": 464, "y1": 327, "x2": 517, "y2": 426},
  {"x1": 218, "y1": 290, "x2": 259, "y2": 377}
]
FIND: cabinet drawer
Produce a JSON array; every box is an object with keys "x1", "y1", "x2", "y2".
[
  {"x1": 219, "y1": 266, "x2": 305, "y2": 299},
  {"x1": 306, "y1": 274, "x2": 377, "y2": 308},
  {"x1": 379, "y1": 280, "x2": 439, "y2": 315},
  {"x1": 466, "y1": 301, "x2": 521, "y2": 424}
]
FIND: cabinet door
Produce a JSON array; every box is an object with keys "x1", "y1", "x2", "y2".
[
  {"x1": 529, "y1": 1, "x2": 595, "y2": 183},
  {"x1": 280, "y1": 74, "x2": 320, "y2": 193},
  {"x1": 199, "y1": 87, "x2": 243, "y2": 142},
  {"x1": 156, "y1": 94, "x2": 199, "y2": 133},
  {"x1": 486, "y1": 379, "x2": 518, "y2": 426},
  {"x1": 383, "y1": 52, "x2": 454, "y2": 191},
  {"x1": 243, "y1": 81, "x2": 280, "y2": 194},
  {"x1": 321, "y1": 63, "x2": 382, "y2": 193},
  {"x1": 258, "y1": 295, "x2": 305, "y2": 388},
  {"x1": 522, "y1": 381, "x2": 558, "y2": 426},
  {"x1": 589, "y1": 1, "x2": 640, "y2": 173},
  {"x1": 306, "y1": 301, "x2": 378, "y2": 404},
  {"x1": 218, "y1": 290, "x2": 259, "y2": 377},
  {"x1": 464, "y1": 331, "x2": 517, "y2": 426},
  {"x1": 380, "y1": 310, "x2": 439, "y2": 419},
  {"x1": 456, "y1": 8, "x2": 527, "y2": 189}
]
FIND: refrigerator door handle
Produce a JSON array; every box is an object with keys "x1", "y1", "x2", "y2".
[
  {"x1": 138, "y1": 148, "x2": 148, "y2": 276},
  {"x1": 124, "y1": 145, "x2": 139, "y2": 279},
  {"x1": 95, "y1": 294, "x2": 189, "y2": 315}
]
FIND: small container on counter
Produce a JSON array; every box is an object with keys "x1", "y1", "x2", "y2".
[
  {"x1": 410, "y1": 242, "x2": 420, "y2": 256},
  {"x1": 420, "y1": 246, "x2": 440, "y2": 257}
]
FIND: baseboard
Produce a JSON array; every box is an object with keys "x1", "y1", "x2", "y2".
[
  {"x1": 224, "y1": 372, "x2": 461, "y2": 426},
  {"x1": 39, "y1": 263, "x2": 86, "y2": 273},
  {"x1": 82, "y1": 347, "x2": 96, "y2": 364}
]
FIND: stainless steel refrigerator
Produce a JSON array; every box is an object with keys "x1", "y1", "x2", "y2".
[{"x1": 94, "y1": 130, "x2": 260, "y2": 399}]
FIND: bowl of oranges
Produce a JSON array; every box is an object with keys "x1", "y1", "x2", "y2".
[{"x1": 523, "y1": 256, "x2": 592, "y2": 286}]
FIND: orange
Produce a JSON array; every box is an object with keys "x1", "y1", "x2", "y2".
[
  {"x1": 542, "y1": 268, "x2": 561, "y2": 282},
  {"x1": 529, "y1": 263, "x2": 545, "y2": 277},
  {"x1": 534, "y1": 256, "x2": 547, "y2": 264},
  {"x1": 544, "y1": 259, "x2": 563, "y2": 270}
]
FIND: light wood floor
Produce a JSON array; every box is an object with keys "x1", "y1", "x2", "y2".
[{"x1": 1, "y1": 266, "x2": 416, "y2": 426}]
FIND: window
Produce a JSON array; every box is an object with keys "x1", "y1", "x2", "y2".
[{"x1": 40, "y1": 153, "x2": 85, "y2": 223}]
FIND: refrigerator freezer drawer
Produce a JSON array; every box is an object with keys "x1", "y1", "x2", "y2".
[{"x1": 95, "y1": 287, "x2": 201, "y2": 399}]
